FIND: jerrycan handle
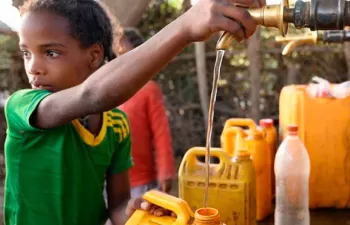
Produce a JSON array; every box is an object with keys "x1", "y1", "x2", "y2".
[
  {"x1": 183, "y1": 147, "x2": 232, "y2": 173},
  {"x1": 223, "y1": 118, "x2": 257, "y2": 132},
  {"x1": 222, "y1": 127, "x2": 247, "y2": 155},
  {"x1": 142, "y1": 190, "x2": 194, "y2": 224}
]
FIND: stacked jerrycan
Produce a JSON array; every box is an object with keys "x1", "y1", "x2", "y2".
[
  {"x1": 178, "y1": 127, "x2": 256, "y2": 225},
  {"x1": 126, "y1": 189, "x2": 225, "y2": 225},
  {"x1": 279, "y1": 85, "x2": 350, "y2": 208},
  {"x1": 220, "y1": 118, "x2": 272, "y2": 221},
  {"x1": 259, "y1": 119, "x2": 278, "y2": 197}
]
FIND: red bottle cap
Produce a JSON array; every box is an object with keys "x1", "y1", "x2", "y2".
[
  {"x1": 259, "y1": 119, "x2": 273, "y2": 128},
  {"x1": 287, "y1": 125, "x2": 298, "y2": 133}
]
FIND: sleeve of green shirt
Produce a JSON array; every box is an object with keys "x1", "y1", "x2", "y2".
[
  {"x1": 108, "y1": 110, "x2": 134, "y2": 175},
  {"x1": 5, "y1": 89, "x2": 51, "y2": 132}
]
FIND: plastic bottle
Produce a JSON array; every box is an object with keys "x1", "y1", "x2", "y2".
[
  {"x1": 259, "y1": 118, "x2": 277, "y2": 157},
  {"x1": 274, "y1": 125, "x2": 310, "y2": 225},
  {"x1": 259, "y1": 118, "x2": 277, "y2": 197}
]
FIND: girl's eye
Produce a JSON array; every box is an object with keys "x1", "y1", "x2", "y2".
[
  {"x1": 21, "y1": 50, "x2": 31, "y2": 59},
  {"x1": 46, "y1": 50, "x2": 59, "y2": 58}
]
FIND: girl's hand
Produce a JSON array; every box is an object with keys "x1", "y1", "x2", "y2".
[
  {"x1": 126, "y1": 197, "x2": 176, "y2": 218},
  {"x1": 178, "y1": 0, "x2": 266, "y2": 43}
]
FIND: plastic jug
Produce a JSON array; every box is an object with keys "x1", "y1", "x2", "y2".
[
  {"x1": 275, "y1": 125, "x2": 310, "y2": 225},
  {"x1": 126, "y1": 190, "x2": 224, "y2": 225},
  {"x1": 220, "y1": 118, "x2": 255, "y2": 156},
  {"x1": 178, "y1": 130, "x2": 256, "y2": 225},
  {"x1": 259, "y1": 118, "x2": 277, "y2": 197},
  {"x1": 221, "y1": 118, "x2": 272, "y2": 221},
  {"x1": 279, "y1": 85, "x2": 350, "y2": 208}
]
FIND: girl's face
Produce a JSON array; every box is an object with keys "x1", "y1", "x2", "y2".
[{"x1": 19, "y1": 11, "x2": 103, "y2": 92}]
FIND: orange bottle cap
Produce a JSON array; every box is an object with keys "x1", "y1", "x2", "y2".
[{"x1": 287, "y1": 125, "x2": 298, "y2": 133}]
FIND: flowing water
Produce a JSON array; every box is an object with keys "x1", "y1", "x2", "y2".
[{"x1": 203, "y1": 50, "x2": 225, "y2": 208}]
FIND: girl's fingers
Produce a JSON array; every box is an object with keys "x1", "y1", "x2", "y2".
[
  {"x1": 219, "y1": 4, "x2": 257, "y2": 37},
  {"x1": 215, "y1": 5, "x2": 256, "y2": 41},
  {"x1": 126, "y1": 198, "x2": 143, "y2": 218},
  {"x1": 140, "y1": 201, "x2": 151, "y2": 210},
  {"x1": 230, "y1": 0, "x2": 266, "y2": 8}
]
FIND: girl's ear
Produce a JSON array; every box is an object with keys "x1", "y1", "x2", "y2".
[{"x1": 88, "y1": 43, "x2": 104, "y2": 69}]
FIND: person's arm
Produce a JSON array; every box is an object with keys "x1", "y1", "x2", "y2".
[
  {"x1": 147, "y1": 82, "x2": 175, "y2": 193},
  {"x1": 106, "y1": 111, "x2": 133, "y2": 225},
  {"x1": 106, "y1": 171, "x2": 131, "y2": 225},
  {"x1": 31, "y1": 0, "x2": 262, "y2": 129}
]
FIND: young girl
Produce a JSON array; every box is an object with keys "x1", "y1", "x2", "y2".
[{"x1": 4, "y1": 0, "x2": 264, "y2": 224}]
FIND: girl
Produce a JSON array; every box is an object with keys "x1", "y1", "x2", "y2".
[{"x1": 4, "y1": 0, "x2": 264, "y2": 224}]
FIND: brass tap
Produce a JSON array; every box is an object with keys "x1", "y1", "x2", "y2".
[
  {"x1": 275, "y1": 31, "x2": 320, "y2": 56},
  {"x1": 216, "y1": 0, "x2": 291, "y2": 50}
]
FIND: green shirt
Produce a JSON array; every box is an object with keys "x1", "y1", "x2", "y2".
[{"x1": 4, "y1": 89, "x2": 134, "y2": 225}]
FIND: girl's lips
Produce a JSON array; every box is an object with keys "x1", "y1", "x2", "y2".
[{"x1": 32, "y1": 84, "x2": 53, "y2": 91}]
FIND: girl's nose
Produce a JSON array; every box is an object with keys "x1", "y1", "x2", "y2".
[{"x1": 27, "y1": 56, "x2": 46, "y2": 76}]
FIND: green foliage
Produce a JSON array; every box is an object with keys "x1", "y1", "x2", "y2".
[
  {"x1": 168, "y1": 0, "x2": 184, "y2": 9},
  {"x1": 137, "y1": 0, "x2": 183, "y2": 39},
  {"x1": 0, "y1": 35, "x2": 19, "y2": 53}
]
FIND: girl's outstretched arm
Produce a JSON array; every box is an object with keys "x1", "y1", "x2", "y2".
[{"x1": 33, "y1": 0, "x2": 263, "y2": 129}]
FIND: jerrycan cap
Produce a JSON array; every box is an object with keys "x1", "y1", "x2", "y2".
[
  {"x1": 259, "y1": 119, "x2": 274, "y2": 128},
  {"x1": 194, "y1": 208, "x2": 221, "y2": 225}
]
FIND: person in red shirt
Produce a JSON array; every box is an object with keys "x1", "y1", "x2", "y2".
[{"x1": 118, "y1": 28, "x2": 176, "y2": 198}]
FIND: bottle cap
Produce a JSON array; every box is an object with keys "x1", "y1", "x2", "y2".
[
  {"x1": 287, "y1": 125, "x2": 298, "y2": 133},
  {"x1": 259, "y1": 119, "x2": 274, "y2": 128}
]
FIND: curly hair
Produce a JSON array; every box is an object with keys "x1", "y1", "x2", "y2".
[{"x1": 20, "y1": 0, "x2": 124, "y2": 61}]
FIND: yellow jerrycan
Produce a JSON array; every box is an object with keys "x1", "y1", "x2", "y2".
[
  {"x1": 221, "y1": 119, "x2": 272, "y2": 221},
  {"x1": 259, "y1": 118, "x2": 277, "y2": 197},
  {"x1": 220, "y1": 119, "x2": 258, "y2": 156},
  {"x1": 126, "y1": 189, "x2": 224, "y2": 225},
  {"x1": 179, "y1": 129, "x2": 256, "y2": 225},
  {"x1": 279, "y1": 85, "x2": 350, "y2": 208}
]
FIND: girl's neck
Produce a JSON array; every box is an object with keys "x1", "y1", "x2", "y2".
[{"x1": 79, "y1": 113, "x2": 103, "y2": 136}]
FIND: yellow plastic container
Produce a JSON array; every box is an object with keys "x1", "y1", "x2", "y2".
[
  {"x1": 279, "y1": 85, "x2": 350, "y2": 208},
  {"x1": 126, "y1": 190, "x2": 225, "y2": 225},
  {"x1": 179, "y1": 128, "x2": 256, "y2": 225},
  {"x1": 221, "y1": 119, "x2": 272, "y2": 221},
  {"x1": 220, "y1": 118, "x2": 255, "y2": 156},
  {"x1": 259, "y1": 119, "x2": 277, "y2": 197}
]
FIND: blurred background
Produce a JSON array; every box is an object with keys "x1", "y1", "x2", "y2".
[
  {"x1": 1, "y1": 0, "x2": 350, "y2": 205},
  {"x1": 2, "y1": 0, "x2": 347, "y2": 158},
  {"x1": 1, "y1": 0, "x2": 350, "y2": 224}
]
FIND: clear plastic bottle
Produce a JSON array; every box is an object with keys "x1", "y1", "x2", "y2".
[{"x1": 274, "y1": 125, "x2": 310, "y2": 225}]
